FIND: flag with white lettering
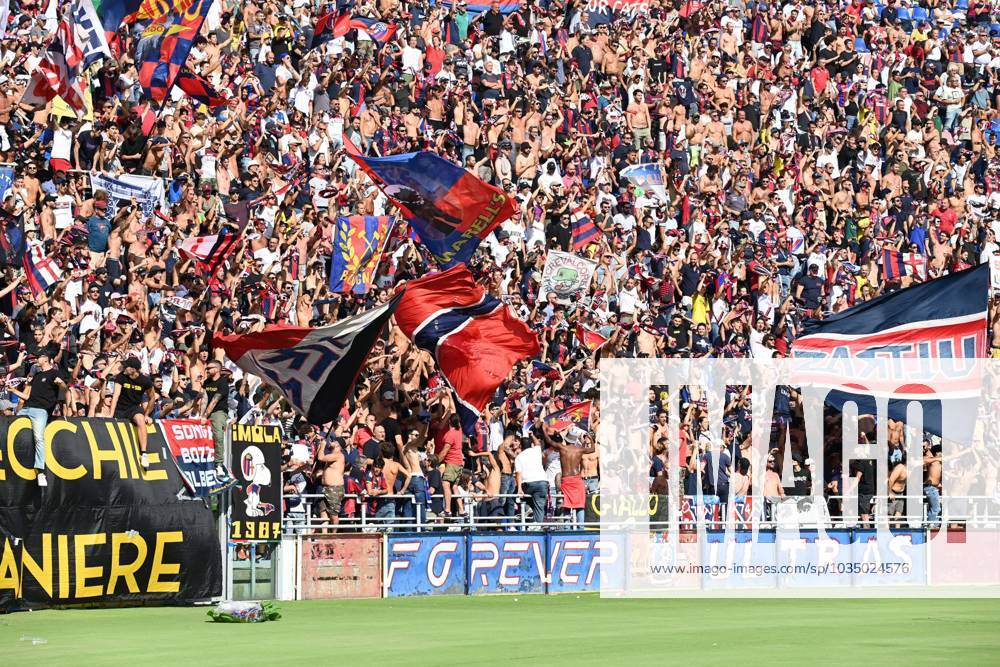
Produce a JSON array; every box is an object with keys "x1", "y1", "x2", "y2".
[
  {"x1": 71, "y1": 0, "x2": 112, "y2": 69},
  {"x1": 213, "y1": 293, "x2": 403, "y2": 424},
  {"x1": 161, "y1": 418, "x2": 237, "y2": 497}
]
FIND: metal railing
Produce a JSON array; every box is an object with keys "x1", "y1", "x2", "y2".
[{"x1": 279, "y1": 491, "x2": 1000, "y2": 533}]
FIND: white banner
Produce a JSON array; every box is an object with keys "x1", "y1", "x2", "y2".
[
  {"x1": 990, "y1": 255, "x2": 1000, "y2": 294},
  {"x1": 538, "y1": 250, "x2": 596, "y2": 303},
  {"x1": 90, "y1": 172, "x2": 166, "y2": 220}
]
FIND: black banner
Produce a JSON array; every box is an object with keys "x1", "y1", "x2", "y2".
[
  {"x1": 583, "y1": 493, "x2": 671, "y2": 526},
  {"x1": 0, "y1": 418, "x2": 221, "y2": 610},
  {"x1": 229, "y1": 424, "x2": 282, "y2": 541}
]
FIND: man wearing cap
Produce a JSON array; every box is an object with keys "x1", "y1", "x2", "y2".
[
  {"x1": 109, "y1": 357, "x2": 157, "y2": 469},
  {"x1": 7, "y1": 352, "x2": 66, "y2": 487}
]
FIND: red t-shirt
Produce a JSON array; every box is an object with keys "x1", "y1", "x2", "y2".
[
  {"x1": 425, "y1": 46, "x2": 446, "y2": 76},
  {"x1": 354, "y1": 426, "x2": 374, "y2": 448},
  {"x1": 435, "y1": 426, "x2": 464, "y2": 466},
  {"x1": 931, "y1": 206, "x2": 957, "y2": 235}
]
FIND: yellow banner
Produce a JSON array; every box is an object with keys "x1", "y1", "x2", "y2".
[{"x1": 50, "y1": 88, "x2": 94, "y2": 121}]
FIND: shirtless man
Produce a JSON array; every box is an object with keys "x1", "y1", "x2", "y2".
[
  {"x1": 923, "y1": 440, "x2": 942, "y2": 526},
  {"x1": 887, "y1": 462, "x2": 907, "y2": 524},
  {"x1": 542, "y1": 424, "x2": 595, "y2": 526},
  {"x1": 581, "y1": 440, "x2": 600, "y2": 495},
  {"x1": 626, "y1": 90, "x2": 652, "y2": 147},
  {"x1": 469, "y1": 449, "x2": 503, "y2": 518},
  {"x1": 397, "y1": 426, "x2": 428, "y2": 525},
  {"x1": 763, "y1": 456, "x2": 785, "y2": 521},
  {"x1": 378, "y1": 441, "x2": 411, "y2": 523},
  {"x1": 317, "y1": 439, "x2": 346, "y2": 532}
]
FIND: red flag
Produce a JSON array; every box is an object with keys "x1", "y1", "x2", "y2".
[
  {"x1": 576, "y1": 324, "x2": 609, "y2": 353},
  {"x1": 393, "y1": 265, "x2": 540, "y2": 434}
]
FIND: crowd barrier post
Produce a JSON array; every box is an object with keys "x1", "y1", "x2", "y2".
[{"x1": 220, "y1": 424, "x2": 233, "y2": 602}]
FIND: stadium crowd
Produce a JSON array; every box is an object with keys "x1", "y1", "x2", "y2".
[{"x1": 0, "y1": 0, "x2": 999, "y2": 528}]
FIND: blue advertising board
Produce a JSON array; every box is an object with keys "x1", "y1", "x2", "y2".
[
  {"x1": 547, "y1": 532, "x2": 627, "y2": 593},
  {"x1": 386, "y1": 534, "x2": 466, "y2": 597},
  {"x1": 467, "y1": 533, "x2": 546, "y2": 595}
]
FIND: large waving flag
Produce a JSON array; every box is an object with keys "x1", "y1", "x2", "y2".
[
  {"x1": 394, "y1": 265, "x2": 540, "y2": 434},
  {"x1": 544, "y1": 401, "x2": 592, "y2": 431},
  {"x1": 214, "y1": 294, "x2": 403, "y2": 424},
  {"x1": 795, "y1": 264, "x2": 989, "y2": 360},
  {"x1": 793, "y1": 264, "x2": 990, "y2": 436},
  {"x1": 195, "y1": 225, "x2": 240, "y2": 275},
  {"x1": 344, "y1": 136, "x2": 516, "y2": 268},
  {"x1": 137, "y1": 0, "x2": 215, "y2": 103},
  {"x1": 20, "y1": 18, "x2": 89, "y2": 113},
  {"x1": 70, "y1": 0, "x2": 112, "y2": 69},
  {"x1": 334, "y1": 15, "x2": 398, "y2": 44},
  {"x1": 23, "y1": 247, "x2": 62, "y2": 296},
  {"x1": 530, "y1": 360, "x2": 561, "y2": 381},
  {"x1": 330, "y1": 215, "x2": 395, "y2": 293}
]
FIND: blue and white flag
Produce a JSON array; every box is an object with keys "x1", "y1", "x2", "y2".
[
  {"x1": 89, "y1": 171, "x2": 166, "y2": 220},
  {"x1": 0, "y1": 166, "x2": 13, "y2": 202},
  {"x1": 70, "y1": 0, "x2": 112, "y2": 70}
]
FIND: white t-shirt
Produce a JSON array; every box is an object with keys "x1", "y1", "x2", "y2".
[
  {"x1": 79, "y1": 299, "x2": 103, "y2": 334},
  {"x1": 253, "y1": 246, "x2": 281, "y2": 274},
  {"x1": 51, "y1": 128, "x2": 73, "y2": 161},
  {"x1": 514, "y1": 446, "x2": 547, "y2": 483}
]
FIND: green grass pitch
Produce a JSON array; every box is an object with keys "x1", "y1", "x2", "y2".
[{"x1": 5, "y1": 595, "x2": 1000, "y2": 665}]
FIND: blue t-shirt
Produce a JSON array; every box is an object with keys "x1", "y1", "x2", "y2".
[{"x1": 86, "y1": 215, "x2": 112, "y2": 253}]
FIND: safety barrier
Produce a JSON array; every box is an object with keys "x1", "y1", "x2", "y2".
[
  {"x1": 282, "y1": 492, "x2": 1000, "y2": 533},
  {"x1": 279, "y1": 527, "x2": 1000, "y2": 599}
]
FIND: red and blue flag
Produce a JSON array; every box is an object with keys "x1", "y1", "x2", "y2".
[
  {"x1": 214, "y1": 294, "x2": 403, "y2": 424},
  {"x1": 795, "y1": 264, "x2": 989, "y2": 360},
  {"x1": 544, "y1": 401, "x2": 591, "y2": 431},
  {"x1": 393, "y1": 265, "x2": 540, "y2": 435},
  {"x1": 176, "y1": 69, "x2": 226, "y2": 108},
  {"x1": 793, "y1": 264, "x2": 989, "y2": 435},
  {"x1": 345, "y1": 136, "x2": 516, "y2": 268},
  {"x1": 531, "y1": 360, "x2": 561, "y2": 380},
  {"x1": 330, "y1": 215, "x2": 395, "y2": 293},
  {"x1": 570, "y1": 209, "x2": 600, "y2": 252},
  {"x1": 23, "y1": 247, "x2": 62, "y2": 297},
  {"x1": 196, "y1": 224, "x2": 240, "y2": 275},
  {"x1": 575, "y1": 324, "x2": 609, "y2": 353},
  {"x1": 314, "y1": 13, "x2": 398, "y2": 47},
  {"x1": 137, "y1": 0, "x2": 215, "y2": 103},
  {"x1": 882, "y1": 249, "x2": 926, "y2": 281}
]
